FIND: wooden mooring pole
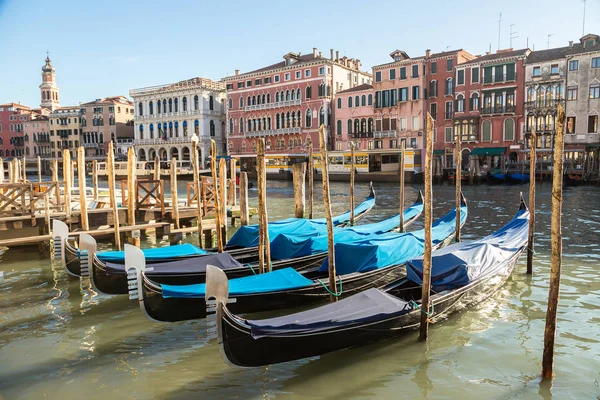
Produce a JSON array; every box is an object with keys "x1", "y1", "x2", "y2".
[
  {"x1": 37, "y1": 156, "x2": 42, "y2": 182},
  {"x1": 92, "y1": 160, "x2": 98, "y2": 200},
  {"x1": 542, "y1": 104, "x2": 566, "y2": 381},
  {"x1": 63, "y1": 150, "x2": 71, "y2": 223},
  {"x1": 256, "y1": 138, "x2": 270, "y2": 273},
  {"x1": 210, "y1": 140, "x2": 223, "y2": 252},
  {"x1": 240, "y1": 172, "x2": 249, "y2": 226},
  {"x1": 191, "y1": 137, "x2": 203, "y2": 246},
  {"x1": 350, "y1": 143, "x2": 356, "y2": 226},
  {"x1": 527, "y1": 130, "x2": 537, "y2": 275},
  {"x1": 419, "y1": 114, "x2": 434, "y2": 341},
  {"x1": 230, "y1": 158, "x2": 237, "y2": 207},
  {"x1": 455, "y1": 127, "x2": 462, "y2": 242},
  {"x1": 77, "y1": 147, "x2": 89, "y2": 231},
  {"x1": 307, "y1": 137, "x2": 314, "y2": 219},
  {"x1": 399, "y1": 140, "x2": 405, "y2": 232},
  {"x1": 292, "y1": 162, "x2": 306, "y2": 218},
  {"x1": 219, "y1": 157, "x2": 228, "y2": 240},
  {"x1": 107, "y1": 141, "x2": 121, "y2": 250},
  {"x1": 318, "y1": 125, "x2": 338, "y2": 302},
  {"x1": 154, "y1": 155, "x2": 160, "y2": 180},
  {"x1": 52, "y1": 159, "x2": 60, "y2": 208},
  {"x1": 170, "y1": 157, "x2": 180, "y2": 229},
  {"x1": 0, "y1": 157, "x2": 3, "y2": 184},
  {"x1": 127, "y1": 147, "x2": 139, "y2": 247}
]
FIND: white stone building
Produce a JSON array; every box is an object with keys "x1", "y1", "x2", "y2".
[{"x1": 130, "y1": 77, "x2": 226, "y2": 167}]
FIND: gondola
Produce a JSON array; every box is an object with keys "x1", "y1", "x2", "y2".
[
  {"x1": 56, "y1": 184, "x2": 378, "y2": 277},
  {"x1": 564, "y1": 172, "x2": 584, "y2": 186},
  {"x1": 129, "y1": 196, "x2": 465, "y2": 323},
  {"x1": 79, "y1": 193, "x2": 424, "y2": 295},
  {"x1": 208, "y1": 196, "x2": 529, "y2": 367},
  {"x1": 487, "y1": 171, "x2": 505, "y2": 184},
  {"x1": 505, "y1": 172, "x2": 530, "y2": 184}
]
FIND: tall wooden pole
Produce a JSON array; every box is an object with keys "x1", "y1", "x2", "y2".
[
  {"x1": 7, "y1": 160, "x2": 13, "y2": 183},
  {"x1": 419, "y1": 114, "x2": 434, "y2": 341},
  {"x1": 307, "y1": 137, "x2": 314, "y2": 219},
  {"x1": 211, "y1": 140, "x2": 223, "y2": 252},
  {"x1": 230, "y1": 158, "x2": 237, "y2": 207},
  {"x1": 170, "y1": 157, "x2": 180, "y2": 229},
  {"x1": 256, "y1": 138, "x2": 271, "y2": 273},
  {"x1": 107, "y1": 142, "x2": 121, "y2": 250},
  {"x1": 127, "y1": 147, "x2": 139, "y2": 246},
  {"x1": 92, "y1": 160, "x2": 98, "y2": 200},
  {"x1": 219, "y1": 157, "x2": 228, "y2": 240},
  {"x1": 52, "y1": 159, "x2": 60, "y2": 208},
  {"x1": 455, "y1": 127, "x2": 462, "y2": 242},
  {"x1": 399, "y1": 140, "x2": 406, "y2": 232},
  {"x1": 22, "y1": 156, "x2": 26, "y2": 182},
  {"x1": 350, "y1": 143, "x2": 356, "y2": 226},
  {"x1": 0, "y1": 157, "x2": 4, "y2": 184},
  {"x1": 527, "y1": 130, "x2": 537, "y2": 275},
  {"x1": 63, "y1": 150, "x2": 71, "y2": 223},
  {"x1": 318, "y1": 125, "x2": 338, "y2": 302},
  {"x1": 37, "y1": 156, "x2": 42, "y2": 182},
  {"x1": 542, "y1": 104, "x2": 566, "y2": 380},
  {"x1": 154, "y1": 155, "x2": 160, "y2": 180},
  {"x1": 292, "y1": 163, "x2": 306, "y2": 218},
  {"x1": 191, "y1": 138, "x2": 203, "y2": 246},
  {"x1": 77, "y1": 147, "x2": 89, "y2": 231},
  {"x1": 240, "y1": 171, "x2": 249, "y2": 226}
]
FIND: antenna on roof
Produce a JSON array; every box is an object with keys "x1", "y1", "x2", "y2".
[
  {"x1": 582, "y1": 0, "x2": 587, "y2": 36},
  {"x1": 497, "y1": 12, "x2": 503, "y2": 51},
  {"x1": 547, "y1": 33, "x2": 554, "y2": 49},
  {"x1": 510, "y1": 24, "x2": 518, "y2": 48}
]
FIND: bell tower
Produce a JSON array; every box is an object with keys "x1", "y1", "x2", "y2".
[{"x1": 39, "y1": 54, "x2": 60, "y2": 111}]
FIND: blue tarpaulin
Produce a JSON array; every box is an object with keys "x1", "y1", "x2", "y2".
[
  {"x1": 269, "y1": 201, "x2": 423, "y2": 260},
  {"x1": 406, "y1": 206, "x2": 529, "y2": 291},
  {"x1": 161, "y1": 267, "x2": 313, "y2": 298},
  {"x1": 226, "y1": 195, "x2": 375, "y2": 248},
  {"x1": 97, "y1": 243, "x2": 207, "y2": 263},
  {"x1": 322, "y1": 205, "x2": 468, "y2": 275}
]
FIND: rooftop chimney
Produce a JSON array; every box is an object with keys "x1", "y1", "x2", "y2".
[
  {"x1": 235, "y1": 69, "x2": 239, "y2": 76},
  {"x1": 336, "y1": 50, "x2": 339, "y2": 61},
  {"x1": 313, "y1": 47, "x2": 317, "y2": 57},
  {"x1": 569, "y1": 40, "x2": 574, "y2": 48},
  {"x1": 356, "y1": 59, "x2": 361, "y2": 70},
  {"x1": 330, "y1": 49, "x2": 334, "y2": 60},
  {"x1": 425, "y1": 49, "x2": 431, "y2": 58},
  {"x1": 318, "y1": 51, "x2": 322, "y2": 58}
]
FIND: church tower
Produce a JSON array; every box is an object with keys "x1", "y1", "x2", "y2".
[{"x1": 39, "y1": 55, "x2": 60, "y2": 111}]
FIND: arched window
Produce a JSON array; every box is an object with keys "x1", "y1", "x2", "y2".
[
  {"x1": 368, "y1": 118, "x2": 374, "y2": 132},
  {"x1": 247, "y1": 96, "x2": 251, "y2": 106},
  {"x1": 194, "y1": 96, "x2": 199, "y2": 110},
  {"x1": 305, "y1": 109, "x2": 312, "y2": 128},
  {"x1": 296, "y1": 89, "x2": 301, "y2": 100},
  {"x1": 239, "y1": 97, "x2": 244, "y2": 108},
  {"x1": 348, "y1": 96, "x2": 353, "y2": 108},
  {"x1": 149, "y1": 101, "x2": 154, "y2": 115},
  {"x1": 168, "y1": 98, "x2": 173, "y2": 113},
  {"x1": 337, "y1": 98, "x2": 342, "y2": 109},
  {"x1": 209, "y1": 120, "x2": 215, "y2": 136},
  {"x1": 228, "y1": 98, "x2": 232, "y2": 109},
  {"x1": 347, "y1": 119, "x2": 352, "y2": 135},
  {"x1": 336, "y1": 120, "x2": 342, "y2": 135},
  {"x1": 319, "y1": 108, "x2": 325, "y2": 126},
  {"x1": 368, "y1": 94, "x2": 373, "y2": 106},
  {"x1": 194, "y1": 119, "x2": 199, "y2": 135},
  {"x1": 229, "y1": 118, "x2": 233, "y2": 133},
  {"x1": 354, "y1": 119, "x2": 360, "y2": 133},
  {"x1": 138, "y1": 102, "x2": 143, "y2": 116},
  {"x1": 355, "y1": 96, "x2": 360, "y2": 107},
  {"x1": 268, "y1": 116, "x2": 272, "y2": 129},
  {"x1": 456, "y1": 94, "x2": 465, "y2": 112},
  {"x1": 361, "y1": 118, "x2": 367, "y2": 132},
  {"x1": 182, "y1": 97, "x2": 187, "y2": 111},
  {"x1": 286, "y1": 90, "x2": 290, "y2": 101},
  {"x1": 276, "y1": 92, "x2": 280, "y2": 102},
  {"x1": 248, "y1": 118, "x2": 252, "y2": 132},
  {"x1": 482, "y1": 120, "x2": 492, "y2": 141},
  {"x1": 251, "y1": 96, "x2": 255, "y2": 106},
  {"x1": 286, "y1": 112, "x2": 291, "y2": 128},
  {"x1": 470, "y1": 93, "x2": 479, "y2": 111},
  {"x1": 162, "y1": 99, "x2": 167, "y2": 113},
  {"x1": 504, "y1": 118, "x2": 514, "y2": 141},
  {"x1": 361, "y1": 95, "x2": 366, "y2": 106},
  {"x1": 445, "y1": 78, "x2": 454, "y2": 95},
  {"x1": 174, "y1": 98, "x2": 179, "y2": 112},
  {"x1": 297, "y1": 111, "x2": 301, "y2": 128},
  {"x1": 306, "y1": 86, "x2": 312, "y2": 99},
  {"x1": 266, "y1": 93, "x2": 271, "y2": 103},
  {"x1": 240, "y1": 117, "x2": 244, "y2": 133},
  {"x1": 209, "y1": 95, "x2": 214, "y2": 110},
  {"x1": 291, "y1": 90, "x2": 296, "y2": 101}
]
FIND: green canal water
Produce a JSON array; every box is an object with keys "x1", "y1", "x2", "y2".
[{"x1": 0, "y1": 181, "x2": 599, "y2": 399}]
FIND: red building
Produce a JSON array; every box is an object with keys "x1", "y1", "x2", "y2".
[
  {"x1": 437, "y1": 48, "x2": 531, "y2": 171},
  {"x1": 224, "y1": 48, "x2": 371, "y2": 174},
  {"x1": 0, "y1": 103, "x2": 31, "y2": 158}
]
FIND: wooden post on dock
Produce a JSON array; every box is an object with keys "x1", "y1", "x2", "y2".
[
  {"x1": 527, "y1": 130, "x2": 537, "y2": 275},
  {"x1": 52, "y1": 159, "x2": 60, "y2": 208},
  {"x1": 191, "y1": 136, "x2": 203, "y2": 245},
  {"x1": 219, "y1": 157, "x2": 228, "y2": 239},
  {"x1": 107, "y1": 142, "x2": 121, "y2": 250},
  {"x1": 70, "y1": 159, "x2": 75, "y2": 188},
  {"x1": 77, "y1": 147, "x2": 89, "y2": 231},
  {"x1": 170, "y1": 157, "x2": 180, "y2": 229},
  {"x1": 22, "y1": 156, "x2": 26, "y2": 182},
  {"x1": 542, "y1": 105, "x2": 566, "y2": 381},
  {"x1": 292, "y1": 162, "x2": 306, "y2": 218},
  {"x1": 154, "y1": 155, "x2": 160, "y2": 180},
  {"x1": 419, "y1": 113, "x2": 434, "y2": 341},
  {"x1": 127, "y1": 147, "x2": 139, "y2": 247},
  {"x1": 307, "y1": 137, "x2": 314, "y2": 219},
  {"x1": 37, "y1": 156, "x2": 42, "y2": 182},
  {"x1": 0, "y1": 157, "x2": 3, "y2": 184},
  {"x1": 455, "y1": 128, "x2": 462, "y2": 242},
  {"x1": 318, "y1": 125, "x2": 338, "y2": 302},
  {"x1": 230, "y1": 158, "x2": 237, "y2": 207},
  {"x1": 6, "y1": 160, "x2": 11, "y2": 183},
  {"x1": 469, "y1": 157, "x2": 474, "y2": 185},
  {"x1": 256, "y1": 138, "x2": 271, "y2": 273},
  {"x1": 240, "y1": 171, "x2": 249, "y2": 226},
  {"x1": 92, "y1": 160, "x2": 98, "y2": 200},
  {"x1": 399, "y1": 140, "x2": 405, "y2": 232},
  {"x1": 350, "y1": 143, "x2": 356, "y2": 226},
  {"x1": 63, "y1": 150, "x2": 71, "y2": 223},
  {"x1": 210, "y1": 140, "x2": 224, "y2": 252}
]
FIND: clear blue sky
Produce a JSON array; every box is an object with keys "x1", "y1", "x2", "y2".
[{"x1": 0, "y1": 0, "x2": 598, "y2": 108}]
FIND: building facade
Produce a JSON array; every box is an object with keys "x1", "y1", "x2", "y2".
[
  {"x1": 48, "y1": 106, "x2": 83, "y2": 159},
  {"x1": 0, "y1": 103, "x2": 30, "y2": 158},
  {"x1": 80, "y1": 96, "x2": 134, "y2": 158},
  {"x1": 225, "y1": 48, "x2": 371, "y2": 172},
  {"x1": 131, "y1": 77, "x2": 226, "y2": 166},
  {"x1": 24, "y1": 113, "x2": 50, "y2": 158}
]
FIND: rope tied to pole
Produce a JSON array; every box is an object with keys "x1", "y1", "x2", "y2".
[
  {"x1": 318, "y1": 276, "x2": 343, "y2": 297},
  {"x1": 411, "y1": 300, "x2": 434, "y2": 318},
  {"x1": 246, "y1": 263, "x2": 256, "y2": 275}
]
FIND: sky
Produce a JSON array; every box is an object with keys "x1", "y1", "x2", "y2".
[{"x1": 0, "y1": 0, "x2": 598, "y2": 108}]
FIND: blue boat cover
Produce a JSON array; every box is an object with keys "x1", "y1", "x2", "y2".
[
  {"x1": 247, "y1": 288, "x2": 412, "y2": 338},
  {"x1": 269, "y1": 201, "x2": 423, "y2": 260},
  {"x1": 226, "y1": 196, "x2": 375, "y2": 248},
  {"x1": 161, "y1": 267, "x2": 313, "y2": 298},
  {"x1": 491, "y1": 173, "x2": 505, "y2": 180},
  {"x1": 320, "y1": 205, "x2": 467, "y2": 275},
  {"x1": 406, "y1": 207, "x2": 529, "y2": 291},
  {"x1": 105, "y1": 252, "x2": 242, "y2": 276},
  {"x1": 508, "y1": 173, "x2": 530, "y2": 181},
  {"x1": 97, "y1": 243, "x2": 207, "y2": 263}
]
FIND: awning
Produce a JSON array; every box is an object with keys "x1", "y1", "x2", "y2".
[
  {"x1": 470, "y1": 147, "x2": 507, "y2": 156},
  {"x1": 433, "y1": 150, "x2": 444, "y2": 155}
]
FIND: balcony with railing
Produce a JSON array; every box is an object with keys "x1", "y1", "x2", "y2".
[
  {"x1": 245, "y1": 99, "x2": 302, "y2": 111},
  {"x1": 374, "y1": 130, "x2": 397, "y2": 139},
  {"x1": 136, "y1": 109, "x2": 222, "y2": 120},
  {"x1": 480, "y1": 105, "x2": 516, "y2": 115},
  {"x1": 483, "y1": 74, "x2": 517, "y2": 85},
  {"x1": 83, "y1": 142, "x2": 100, "y2": 148},
  {"x1": 349, "y1": 132, "x2": 374, "y2": 139},
  {"x1": 525, "y1": 124, "x2": 555, "y2": 134},
  {"x1": 134, "y1": 137, "x2": 194, "y2": 145},
  {"x1": 524, "y1": 99, "x2": 563, "y2": 110},
  {"x1": 245, "y1": 127, "x2": 302, "y2": 138}
]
